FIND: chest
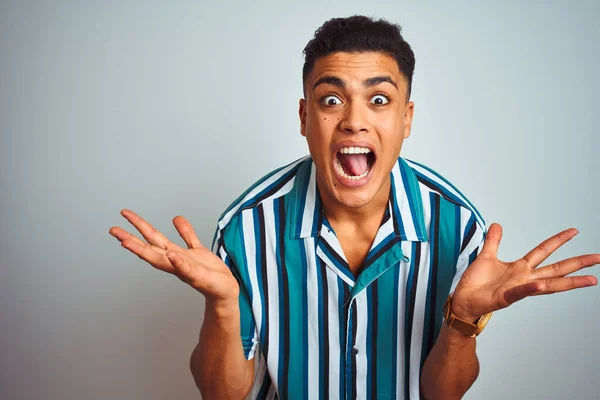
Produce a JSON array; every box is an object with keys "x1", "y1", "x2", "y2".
[
  {"x1": 250, "y1": 238, "x2": 460, "y2": 400},
  {"x1": 336, "y1": 230, "x2": 375, "y2": 276}
]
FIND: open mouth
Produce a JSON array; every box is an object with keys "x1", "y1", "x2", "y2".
[{"x1": 334, "y1": 146, "x2": 376, "y2": 181}]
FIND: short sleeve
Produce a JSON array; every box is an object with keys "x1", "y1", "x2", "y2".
[
  {"x1": 450, "y1": 211, "x2": 487, "y2": 293},
  {"x1": 212, "y1": 227, "x2": 259, "y2": 360}
]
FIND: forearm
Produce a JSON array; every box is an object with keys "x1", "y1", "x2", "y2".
[
  {"x1": 190, "y1": 299, "x2": 254, "y2": 399},
  {"x1": 420, "y1": 324, "x2": 479, "y2": 400}
]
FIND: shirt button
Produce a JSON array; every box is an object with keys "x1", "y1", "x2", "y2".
[{"x1": 351, "y1": 347, "x2": 359, "y2": 356}]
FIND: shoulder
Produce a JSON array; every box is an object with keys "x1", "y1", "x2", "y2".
[
  {"x1": 215, "y1": 155, "x2": 310, "y2": 234},
  {"x1": 402, "y1": 158, "x2": 486, "y2": 230}
]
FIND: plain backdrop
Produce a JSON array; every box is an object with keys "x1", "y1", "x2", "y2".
[{"x1": 1, "y1": 1, "x2": 599, "y2": 399}]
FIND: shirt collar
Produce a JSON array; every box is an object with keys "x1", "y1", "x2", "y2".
[{"x1": 287, "y1": 157, "x2": 428, "y2": 242}]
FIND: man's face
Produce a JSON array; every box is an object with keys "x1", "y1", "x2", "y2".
[{"x1": 299, "y1": 51, "x2": 414, "y2": 210}]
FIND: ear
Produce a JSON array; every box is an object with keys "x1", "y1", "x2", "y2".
[
  {"x1": 403, "y1": 101, "x2": 415, "y2": 139},
  {"x1": 299, "y1": 98, "x2": 307, "y2": 137}
]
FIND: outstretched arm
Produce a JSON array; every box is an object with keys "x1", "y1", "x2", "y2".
[
  {"x1": 420, "y1": 224, "x2": 598, "y2": 399},
  {"x1": 110, "y1": 209, "x2": 254, "y2": 399}
]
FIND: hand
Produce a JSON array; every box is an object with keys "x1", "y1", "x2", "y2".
[
  {"x1": 109, "y1": 209, "x2": 240, "y2": 304},
  {"x1": 452, "y1": 223, "x2": 599, "y2": 321}
]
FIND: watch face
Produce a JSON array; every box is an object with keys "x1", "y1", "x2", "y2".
[{"x1": 476, "y1": 312, "x2": 493, "y2": 333}]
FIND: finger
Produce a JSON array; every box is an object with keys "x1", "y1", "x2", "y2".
[
  {"x1": 172, "y1": 216, "x2": 205, "y2": 250},
  {"x1": 121, "y1": 239, "x2": 175, "y2": 273},
  {"x1": 480, "y1": 223, "x2": 503, "y2": 258},
  {"x1": 522, "y1": 228, "x2": 578, "y2": 268},
  {"x1": 529, "y1": 275, "x2": 598, "y2": 295},
  {"x1": 120, "y1": 209, "x2": 182, "y2": 251},
  {"x1": 504, "y1": 275, "x2": 598, "y2": 304},
  {"x1": 534, "y1": 254, "x2": 600, "y2": 280},
  {"x1": 109, "y1": 227, "x2": 167, "y2": 255}
]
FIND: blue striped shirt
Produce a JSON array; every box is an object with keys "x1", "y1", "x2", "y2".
[{"x1": 212, "y1": 155, "x2": 486, "y2": 399}]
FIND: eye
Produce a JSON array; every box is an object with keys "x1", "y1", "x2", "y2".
[
  {"x1": 321, "y1": 95, "x2": 342, "y2": 106},
  {"x1": 370, "y1": 94, "x2": 390, "y2": 105}
]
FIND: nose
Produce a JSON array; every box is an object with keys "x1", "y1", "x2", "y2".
[{"x1": 339, "y1": 100, "x2": 369, "y2": 134}]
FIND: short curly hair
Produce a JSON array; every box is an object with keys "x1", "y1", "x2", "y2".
[{"x1": 302, "y1": 15, "x2": 415, "y2": 100}]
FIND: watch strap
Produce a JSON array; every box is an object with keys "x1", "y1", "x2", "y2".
[{"x1": 443, "y1": 292, "x2": 492, "y2": 338}]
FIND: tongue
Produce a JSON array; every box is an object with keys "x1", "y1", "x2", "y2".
[{"x1": 338, "y1": 153, "x2": 368, "y2": 176}]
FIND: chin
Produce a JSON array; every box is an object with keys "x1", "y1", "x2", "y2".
[
  {"x1": 326, "y1": 170, "x2": 385, "y2": 210},
  {"x1": 333, "y1": 191, "x2": 374, "y2": 209}
]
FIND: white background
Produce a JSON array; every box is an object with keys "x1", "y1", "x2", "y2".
[{"x1": 1, "y1": 1, "x2": 599, "y2": 399}]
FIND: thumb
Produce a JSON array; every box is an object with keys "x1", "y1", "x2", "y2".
[{"x1": 480, "y1": 223, "x2": 503, "y2": 258}]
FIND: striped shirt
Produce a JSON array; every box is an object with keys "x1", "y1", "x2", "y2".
[{"x1": 211, "y1": 155, "x2": 486, "y2": 400}]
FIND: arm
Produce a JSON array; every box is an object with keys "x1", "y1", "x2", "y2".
[
  {"x1": 191, "y1": 298, "x2": 254, "y2": 399},
  {"x1": 419, "y1": 321, "x2": 479, "y2": 400},
  {"x1": 109, "y1": 210, "x2": 258, "y2": 399},
  {"x1": 422, "y1": 223, "x2": 599, "y2": 400}
]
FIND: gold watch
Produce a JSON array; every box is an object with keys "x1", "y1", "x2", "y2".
[{"x1": 443, "y1": 292, "x2": 492, "y2": 338}]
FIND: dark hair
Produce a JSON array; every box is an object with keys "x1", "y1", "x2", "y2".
[{"x1": 302, "y1": 15, "x2": 415, "y2": 100}]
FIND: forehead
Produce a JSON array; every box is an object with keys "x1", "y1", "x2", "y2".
[{"x1": 308, "y1": 51, "x2": 406, "y2": 89}]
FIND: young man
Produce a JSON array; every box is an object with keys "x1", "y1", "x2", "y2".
[{"x1": 109, "y1": 16, "x2": 599, "y2": 399}]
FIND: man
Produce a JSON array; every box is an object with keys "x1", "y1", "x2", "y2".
[{"x1": 109, "y1": 16, "x2": 599, "y2": 399}]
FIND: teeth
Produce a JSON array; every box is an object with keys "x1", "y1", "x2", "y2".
[
  {"x1": 335, "y1": 159, "x2": 371, "y2": 180},
  {"x1": 339, "y1": 147, "x2": 372, "y2": 155}
]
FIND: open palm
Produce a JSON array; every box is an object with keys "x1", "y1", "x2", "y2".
[
  {"x1": 452, "y1": 223, "x2": 599, "y2": 321},
  {"x1": 109, "y1": 209, "x2": 239, "y2": 302}
]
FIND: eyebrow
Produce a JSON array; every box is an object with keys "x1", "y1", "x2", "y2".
[
  {"x1": 364, "y1": 76, "x2": 397, "y2": 89},
  {"x1": 312, "y1": 76, "x2": 346, "y2": 91},
  {"x1": 312, "y1": 75, "x2": 398, "y2": 91}
]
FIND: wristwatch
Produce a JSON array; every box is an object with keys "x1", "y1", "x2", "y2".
[{"x1": 443, "y1": 292, "x2": 492, "y2": 337}]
